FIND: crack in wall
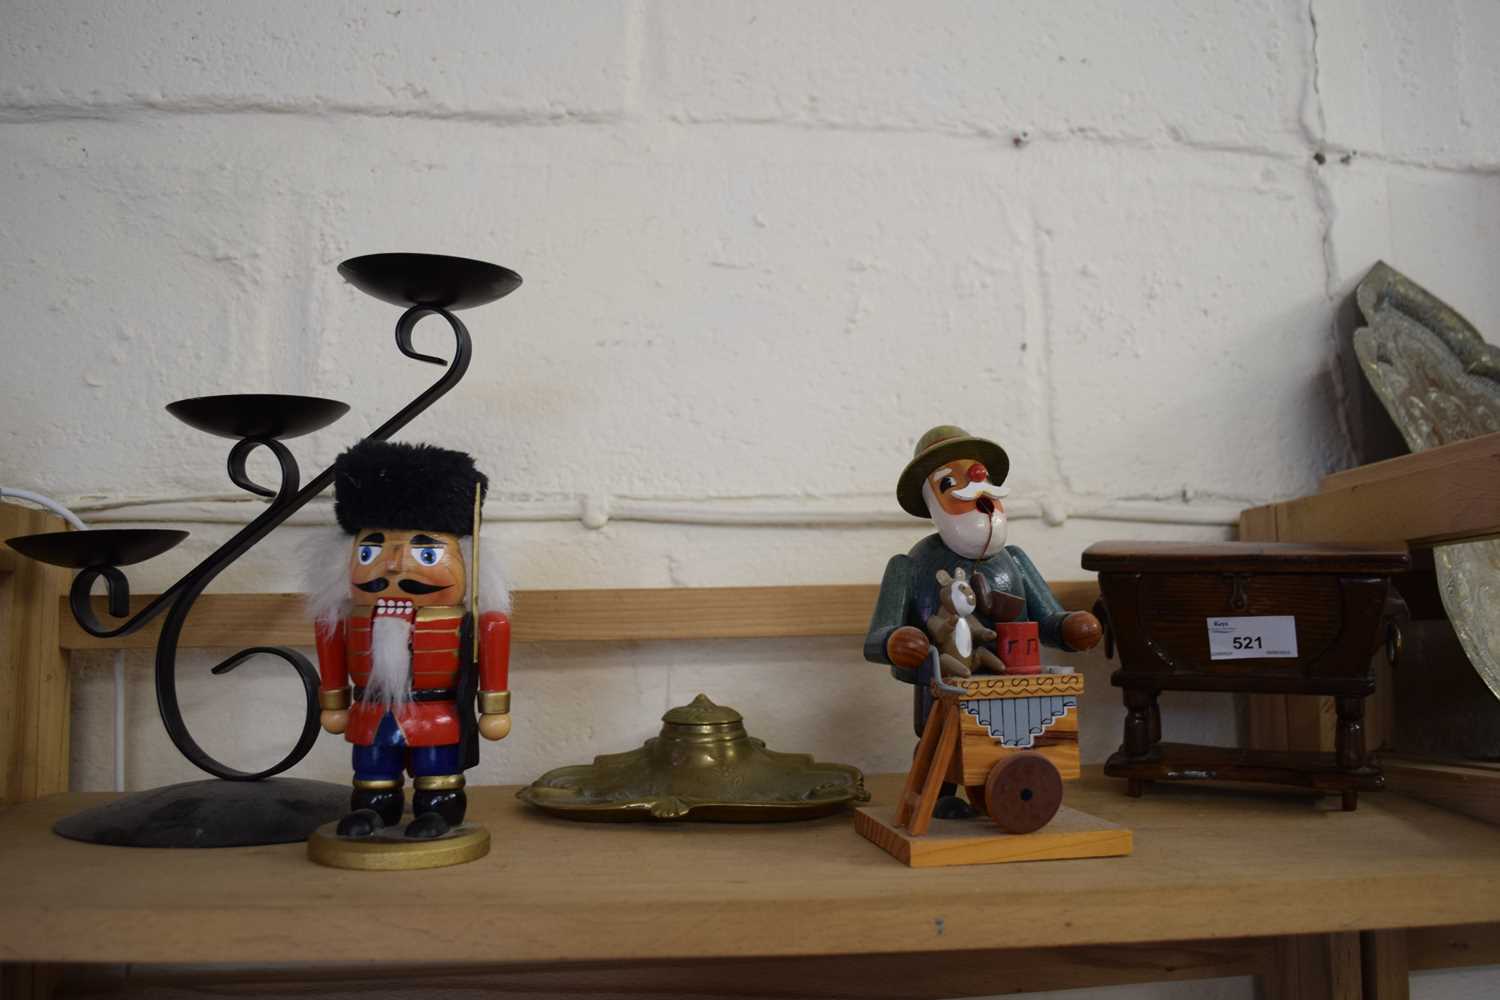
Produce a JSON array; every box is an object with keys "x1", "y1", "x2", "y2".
[
  {"x1": 1302, "y1": 0, "x2": 1357, "y2": 473},
  {"x1": 4, "y1": 98, "x2": 1496, "y2": 175},
  {"x1": 1030, "y1": 211, "x2": 1073, "y2": 496},
  {"x1": 1299, "y1": 0, "x2": 1328, "y2": 146},
  {"x1": 0, "y1": 98, "x2": 627, "y2": 128},
  {"x1": 4, "y1": 98, "x2": 1497, "y2": 175},
  {"x1": 621, "y1": 0, "x2": 646, "y2": 118}
]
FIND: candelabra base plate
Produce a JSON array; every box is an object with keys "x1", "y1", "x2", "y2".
[{"x1": 52, "y1": 778, "x2": 348, "y2": 848}]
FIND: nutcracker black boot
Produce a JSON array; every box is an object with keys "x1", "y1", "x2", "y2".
[
  {"x1": 405, "y1": 775, "x2": 466, "y2": 839},
  {"x1": 336, "y1": 779, "x2": 405, "y2": 837}
]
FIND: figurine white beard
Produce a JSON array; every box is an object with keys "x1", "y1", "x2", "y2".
[
  {"x1": 367, "y1": 613, "x2": 413, "y2": 712},
  {"x1": 923, "y1": 480, "x2": 1009, "y2": 559}
]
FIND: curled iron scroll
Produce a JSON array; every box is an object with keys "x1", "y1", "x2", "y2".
[{"x1": 67, "y1": 305, "x2": 474, "y2": 781}]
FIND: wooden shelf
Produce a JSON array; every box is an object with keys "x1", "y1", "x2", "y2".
[
  {"x1": 1238, "y1": 431, "x2": 1500, "y2": 996},
  {"x1": 57, "y1": 581, "x2": 1102, "y2": 651},
  {"x1": 4, "y1": 772, "x2": 1500, "y2": 966},
  {"x1": 1241, "y1": 430, "x2": 1500, "y2": 546}
]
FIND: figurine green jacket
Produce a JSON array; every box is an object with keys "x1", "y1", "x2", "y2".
[{"x1": 864, "y1": 535, "x2": 1076, "y2": 732}]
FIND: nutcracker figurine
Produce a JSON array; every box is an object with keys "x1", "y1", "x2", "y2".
[{"x1": 306, "y1": 439, "x2": 511, "y2": 867}]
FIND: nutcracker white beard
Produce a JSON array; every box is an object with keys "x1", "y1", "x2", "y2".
[
  {"x1": 923, "y1": 481, "x2": 1008, "y2": 559},
  {"x1": 367, "y1": 615, "x2": 413, "y2": 712}
]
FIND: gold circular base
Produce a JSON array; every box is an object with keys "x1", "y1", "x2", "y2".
[{"x1": 306, "y1": 822, "x2": 490, "y2": 871}]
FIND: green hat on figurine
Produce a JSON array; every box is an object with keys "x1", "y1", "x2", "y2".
[{"x1": 896, "y1": 425, "x2": 1010, "y2": 518}]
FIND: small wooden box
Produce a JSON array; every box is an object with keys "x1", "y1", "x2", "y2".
[{"x1": 1082, "y1": 541, "x2": 1409, "y2": 809}]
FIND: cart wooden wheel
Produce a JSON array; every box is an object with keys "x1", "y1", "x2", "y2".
[{"x1": 983, "y1": 752, "x2": 1063, "y2": 834}]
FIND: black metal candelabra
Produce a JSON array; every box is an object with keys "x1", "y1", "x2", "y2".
[{"x1": 5, "y1": 252, "x2": 521, "y2": 847}]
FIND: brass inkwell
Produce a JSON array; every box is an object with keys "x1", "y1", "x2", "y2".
[{"x1": 518, "y1": 695, "x2": 869, "y2": 821}]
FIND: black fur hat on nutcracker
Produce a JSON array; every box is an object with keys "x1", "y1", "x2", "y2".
[{"x1": 332, "y1": 440, "x2": 488, "y2": 537}]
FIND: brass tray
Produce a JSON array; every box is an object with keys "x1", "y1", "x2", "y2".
[{"x1": 517, "y1": 695, "x2": 870, "y2": 822}]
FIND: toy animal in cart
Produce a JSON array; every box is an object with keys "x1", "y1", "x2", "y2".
[{"x1": 927, "y1": 568, "x2": 1005, "y2": 678}]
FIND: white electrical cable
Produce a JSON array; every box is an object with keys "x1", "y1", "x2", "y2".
[
  {"x1": 112, "y1": 652, "x2": 126, "y2": 793},
  {"x1": 1, "y1": 487, "x2": 127, "y2": 792},
  {"x1": 0, "y1": 487, "x2": 88, "y2": 531}
]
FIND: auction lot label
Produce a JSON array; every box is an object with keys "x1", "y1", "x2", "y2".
[{"x1": 1207, "y1": 616, "x2": 1298, "y2": 660}]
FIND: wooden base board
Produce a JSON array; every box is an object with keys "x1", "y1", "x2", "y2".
[{"x1": 854, "y1": 804, "x2": 1132, "y2": 868}]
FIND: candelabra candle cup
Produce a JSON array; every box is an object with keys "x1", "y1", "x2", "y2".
[
  {"x1": 166, "y1": 394, "x2": 351, "y2": 440},
  {"x1": 7, "y1": 528, "x2": 188, "y2": 569},
  {"x1": 338, "y1": 253, "x2": 522, "y2": 310},
  {"x1": 0, "y1": 251, "x2": 522, "y2": 848}
]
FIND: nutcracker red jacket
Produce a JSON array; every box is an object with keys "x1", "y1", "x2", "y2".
[{"x1": 315, "y1": 605, "x2": 511, "y2": 746}]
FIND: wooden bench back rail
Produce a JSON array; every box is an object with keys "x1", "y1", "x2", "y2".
[
  {"x1": 0, "y1": 506, "x2": 70, "y2": 803},
  {"x1": 58, "y1": 582, "x2": 1102, "y2": 652}
]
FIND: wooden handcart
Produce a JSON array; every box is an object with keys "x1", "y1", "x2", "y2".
[
  {"x1": 897, "y1": 651, "x2": 1082, "y2": 836},
  {"x1": 855, "y1": 648, "x2": 1131, "y2": 867}
]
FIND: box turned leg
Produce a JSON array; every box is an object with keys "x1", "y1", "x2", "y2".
[
  {"x1": 1123, "y1": 688, "x2": 1153, "y2": 758},
  {"x1": 1335, "y1": 695, "x2": 1366, "y2": 812}
]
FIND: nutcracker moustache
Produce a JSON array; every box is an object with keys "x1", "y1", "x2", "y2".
[{"x1": 309, "y1": 440, "x2": 511, "y2": 842}]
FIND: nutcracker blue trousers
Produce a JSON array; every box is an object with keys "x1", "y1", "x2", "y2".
[{"x1": 351, "y1": 712, "x2": 462, "y2": 780}]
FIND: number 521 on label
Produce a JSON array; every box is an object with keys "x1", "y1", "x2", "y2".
[{"x1": 1206, "y1": 616, "x2": 1298, "y2": 660}]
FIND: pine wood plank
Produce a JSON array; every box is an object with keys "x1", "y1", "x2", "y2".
[
  {"x1": 0, "y1": 507, "x2": 70, "y2": 804},
  {"x1": 0, "y1": 507, "x2": 69, "y2": 1000},
  {"x1": 1237, "y1": 502, "x2": 1280, "y2": 544},
  {"x1": 1382, "y1": 755, "x2": 1500, "y2": 827},
  {"x1": 57, "y1": 581, "x2": 1102, "y2": 651},
  {"x1": 1251, "y1": 444, "x2": 1500, "y2": 546},
  {"x1": 5, "y1": 773, "x2": 1500, "y2": 965},
  {"x1": 1320, "y1": 431, "x2": 1500, "y2": 494}
]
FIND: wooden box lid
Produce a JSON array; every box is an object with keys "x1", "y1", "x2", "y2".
[{"x1": 1081, "y1": 540, "x2": 1409, "y2": 575}]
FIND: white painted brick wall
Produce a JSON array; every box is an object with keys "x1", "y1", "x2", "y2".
[
  {"x1": 0, "y1": 2, "x2": 634, "y2": 117},
  {"x1": 644, "y1": 1, "x2": 1311, "y2": 150},
  {"x1": 2, "y1": 5, "x2": 1498, "y2": 994}
]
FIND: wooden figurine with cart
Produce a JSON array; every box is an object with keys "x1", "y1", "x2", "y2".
[{"x1": 856, "y1": 425, "x2": 1132, "y2": 867}]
